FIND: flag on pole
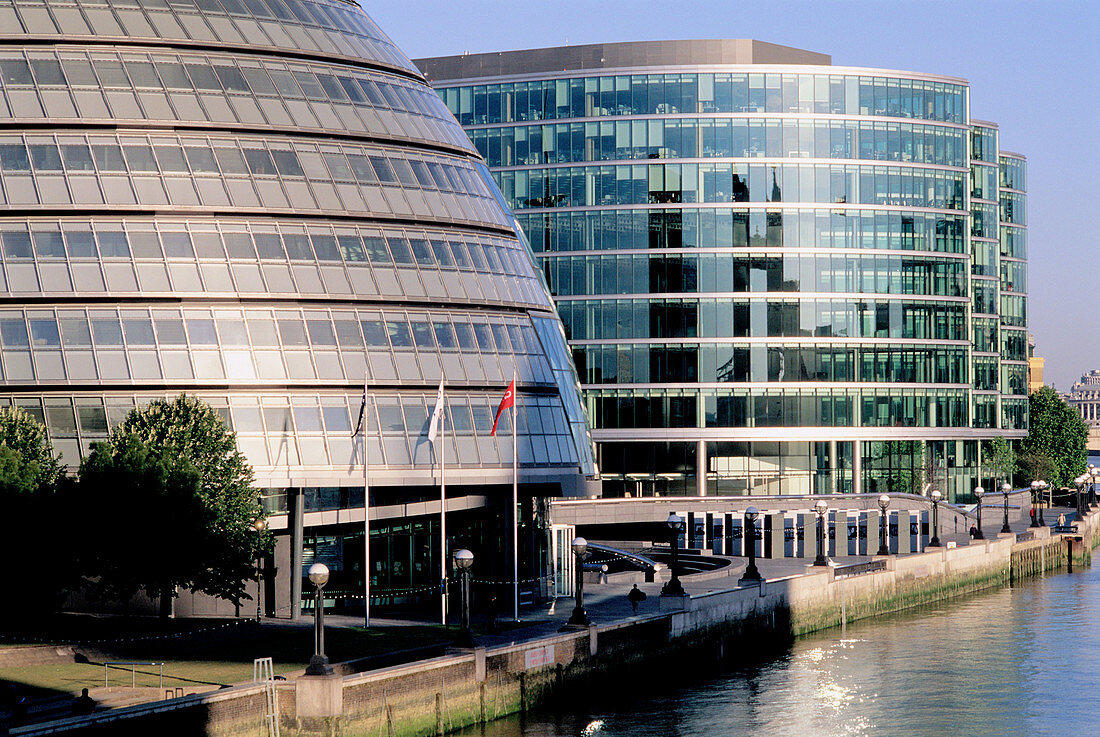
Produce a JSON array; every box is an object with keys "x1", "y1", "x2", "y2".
[
  {"x1": 491, "y1": 379, "x2": 515, "y2": 437},
  {"x1": 352, "y1": 387, "x2": 367, "y2": 437},
  {"x1": 427, "y1": 378, "x2": 445, "y2": 444}
]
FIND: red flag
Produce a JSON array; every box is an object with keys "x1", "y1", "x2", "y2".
[{"x1": 490, "y1": 380, "x2": 515, "y2": 437}]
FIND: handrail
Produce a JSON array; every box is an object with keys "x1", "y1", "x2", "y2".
[
  {"x1": 585, "y1": 541, "x2": 664, "y2": 572},
  {"x1": 833, "y1": 559, "x2": 888, "y2": 579},
  {"x1": 104, "y1": 662, "x2": 164, "y2": 689}
]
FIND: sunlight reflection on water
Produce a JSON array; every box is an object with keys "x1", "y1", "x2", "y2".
[{"x1": 457, "y1": 566, "x2": 1100, "y2": 737}]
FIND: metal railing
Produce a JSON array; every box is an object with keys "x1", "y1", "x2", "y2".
[
  {"x1": 104, "y1": 661, "x2": 164, "y2": 689},
  {"x1": 832, "y1": 559, "x2": 888, "y2": 579}
]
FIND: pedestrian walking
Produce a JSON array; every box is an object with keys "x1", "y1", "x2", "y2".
[{"x1": 627, "y1": 584, "x2": 646, "y2": 614}]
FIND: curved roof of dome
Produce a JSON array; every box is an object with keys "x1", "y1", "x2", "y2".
[{"x1": 0, "y1": 0, "x2": 421, "y2": 77}]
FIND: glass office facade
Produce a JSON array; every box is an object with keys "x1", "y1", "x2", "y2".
[
  {"x1": 422, "y1": 41, "x2": 1029, "y2": 502},
  {"x1": 0, "y1": 0, "x2": 595, "y2": 612}
]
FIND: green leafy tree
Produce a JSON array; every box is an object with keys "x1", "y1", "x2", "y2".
[
  {"x1": 1015, "y1": 386, "x2": 1087, "y2": 489},
  {"x1": 984, "y1": 436, "x2": 1017, "y2": 487},
  {"x1": 77, "y1": 396, "x2": 268, "y2": 615},
  {"x1": 0, "y1": 407, "x2": 72, "y2": 619},
  {"x1": 0, "y1": 406, "x2": 62, "y2": 495}
]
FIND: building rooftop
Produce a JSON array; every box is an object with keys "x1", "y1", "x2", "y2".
[{"x1": 415, "y1": 39, "x2": 831, "y2": 82}]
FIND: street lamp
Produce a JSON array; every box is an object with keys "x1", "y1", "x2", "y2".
[
  {"x1": 877, "y1": 494, "x2": 891, "y2": 556},
  {"x1": 304, "y1": 563, "x2": 333, "y2": 676},
  {"x1": 661, "y1": 513, "x2": 686, "y2": 597},
  {"x1": 973, "y1": 487, "x2": 985, "y2": 540},
  {"x1": 252, "y1": 518, "x2": 266, "y2": 622},
  {"x1": 566, "y1": 537, "x2": 590, "y2": 626},
  {"x1": 1000, "y1": 482, "x2": 1012, "y2": 534},
  {"x1": 1075, "y1": 475, "x2": 1089, "y2": 519},
  {"x1": 928, "y1": 490, "x2": 942, "y2": 547},
  {"x1": 813, "y1": 500, "x2": 830, "y2": 566},
  {"x1": 1038, "y1": 481, "x2": 1048, "y2": 525},
  {"x1": 739, "y1": 507, "x2": 762, "y2": 584},
  {"x1": 453, "y1": 549, "x2": 474, "y2": 647},
  {"x1": 1029, "y1": 481, "x2": 1040, "y2": 528}
]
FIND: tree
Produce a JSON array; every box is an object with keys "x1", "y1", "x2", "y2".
[
  {"x1": 0, "y1": 406, "x2": 62, "y2": 496},
  {"x1": 1016, "y1": 386, "x2": 1088, "y2": 490},
  {"x1": 983, "y1": 436, "x2": 1017, "y2": 487},
  {"x1": 0, "y1": 407, "x2": 72, "y2": 619},
  {"x1": 77, "y1": 396, "x2": 268, "y2": 615}
]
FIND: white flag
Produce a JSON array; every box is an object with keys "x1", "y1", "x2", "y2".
[{"x1": 427, "y1": 378, "x2": 445, "y2": 444}]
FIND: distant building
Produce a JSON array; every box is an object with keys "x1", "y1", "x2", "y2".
[
  {"x1": 1027, "y1": 334, "x2": 1045, "y2": 393},
  {"x1": 1066, "y1": 371, "x2": 1100, "y2": 427},
  {"x1": 417, "y1": 39, "x2": 1030, "y2": 501}
]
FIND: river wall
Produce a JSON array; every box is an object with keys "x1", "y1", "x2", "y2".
[{"x1": 16, "y1": 513, "x2": 1100, "y2": 737}]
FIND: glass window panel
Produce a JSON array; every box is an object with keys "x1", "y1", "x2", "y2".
[
  {"x1": 244, "y1": 148, "x2": 277, "y2": 175},
  {"x1": 310, "y1": 234, "x2": 340, "y2": 260},
  {"x1": 361, "y1": 320, "x2": 388, "y2": 347},
  {"x1": 91, "y1": 317, "x2": 123, "y2": 345},
  {"x1": 386, "y1": 319, "x2": 412, "y2": 347},
  {"x1": 277, "y1": 318, "x2": 308, "y2": 346},
  {"x1": 32, "y1": 230, "x2": 65, "y2": 258},
  {"x1": 122, "y1": 317, "x2": 155, "y2": 345},
  {"x1": 123, "y1": 145, "x2": 158, "y2": 172},
  {"x1": 29, "y1": 318, "x2": 60, "y2": 347},
  {"x1": 186, "y1": 317, "x2": 218, "y2": 345},
  {"x1": 0, "y1": 59, "x2": 33, "y2": 85},
  {"x1": 0, "y1": 144, "x2": 30, "y2": 171},
  {"x1": 185, "y1": 146, "x2": 219, "y2": 173},
  {"x1": 60, "y1": 316, "x2": 92, "y2": 346},
  {"x1": 293, "y1": 406, "x2": 322, "y2": 432},
  {"x1": 154, "y1": 145, "x2": 189, "y2": 172},
  {"x1": 410, "y1": 320, "x2": 435, "y2": 349},
  {"x1": 224, "y1": 233, "x2": 256, "y2": 258},
  {"x1": 161, "y1": 232, "x2": 195, "y2": 257},
  {"x1": 65, "y1": 231, "x2": 96, "y2": 258},
  {"x1": 322, "y1": 405, "x2": 351, "y2": 432},
  {"x1": 2, "y1": 230, "x2": 32, "y2": 258},
  {"x1": 30, "y1": 59, "x2": 66, "y2": 86},
  {"x1": 92, "y1": 144, "x2": 126, "y2": 172},
  {"x1": 334, "y1": 319, "x2": 362, "y2": 347},
  {"x1": 272, "y1": 150, "x2": 304, "y2": 177},
  {"x1": 154, "y1": 317, "x2": 187, "y2": 345},
  {"x1": 306, "y1": 319, "x2": 336, "y2": 345},
  {"x1": 252, "y1": 233, "x2": 284, "y2": 259},
  {"x1": 61, "y1": 144, "x2": 94, "y2": 171},
  {"x1": 0, "y1": 319, "x2": 28, "y2": 347},
  {"x1": 97, "y1": 231, "x2": 129, "y2": 257},
  {"x1": 283, "y1": 233, "x2": 313, "y2": 259},
  {"x1": 29, "y1": 144, "x2": 63, "y2": 171}
]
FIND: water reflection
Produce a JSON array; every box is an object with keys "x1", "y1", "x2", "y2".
[{"x1": 462, "y1": 565, "x2": 1100, "y2": 737}]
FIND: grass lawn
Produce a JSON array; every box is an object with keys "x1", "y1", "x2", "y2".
[{"x1": 0, "y1": 618, "x2": 541, "y2": 699}]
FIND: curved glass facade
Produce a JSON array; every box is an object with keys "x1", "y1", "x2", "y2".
[
  {"x1": 0, "y1": 1, "x2": 597, "y2": 612},
  {"x1": 422, "y1": 40, "x2": 1029, "y2": 501}
]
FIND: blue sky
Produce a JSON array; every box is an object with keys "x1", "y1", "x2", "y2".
[{"x1": 369, "y1": 0, "x2": 1100, "y2": 390}]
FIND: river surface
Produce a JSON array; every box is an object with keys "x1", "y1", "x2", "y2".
[{"x1": 461, "y1": 565, "x2": 1100, "y2": 737}]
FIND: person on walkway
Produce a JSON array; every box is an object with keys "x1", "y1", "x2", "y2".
[
  {"x1": 72, "y1": 688, "x2": 96, "y2": 716},
  {"x1": 627, "y1": 584, "x2": 646, "y2": 614}
]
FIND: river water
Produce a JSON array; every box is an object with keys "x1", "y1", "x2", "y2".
[{"x1": 461, "y1": 565, "x2": 1100, "y2": 737}]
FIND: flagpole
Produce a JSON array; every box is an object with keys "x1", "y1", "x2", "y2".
[
  {"x1": 439, "y1": 384, "x2": 447, "y2": 626},
  {"x1": 362, "y1": 378, "x2": 371, "y2": 629},
  {"x1": 512, "y1": 369, "x2": 519, "y2": 622}
]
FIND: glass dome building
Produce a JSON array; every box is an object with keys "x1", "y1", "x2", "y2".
[
  {"x1": 0, "y1": 0, "x2": 595, "y2": 615},
  {"x1": 418, "y1": 40, "x2": 1029, "y2": 503}
]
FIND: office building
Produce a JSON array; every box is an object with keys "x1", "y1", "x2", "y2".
[
  {"x1": 0, "y1": 0, "x2": 594, "y2": 614},
  {"x1": 418, "y1": 40, "x2": 1029, "y2": 501}
]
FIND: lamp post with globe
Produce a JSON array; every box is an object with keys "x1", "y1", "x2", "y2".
[
  {"x1": 453, "y1": 549, "x2": 475, "y2": 647},
  {"x1": 876, "y1": 495, "x2": 891, "y2": 555},
  {"x1": 1000, "y1": 482, "x2": 1012, "y2": 534},
  {"x1": 661, "y1": 513, "x2": 686, "y2": 597},
  {"x1": 973, "y1": 487, "x2": 985, "y2": 540},
  {"x1": 304, "y1": 563, "x2": 333, "y2": 676}
]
